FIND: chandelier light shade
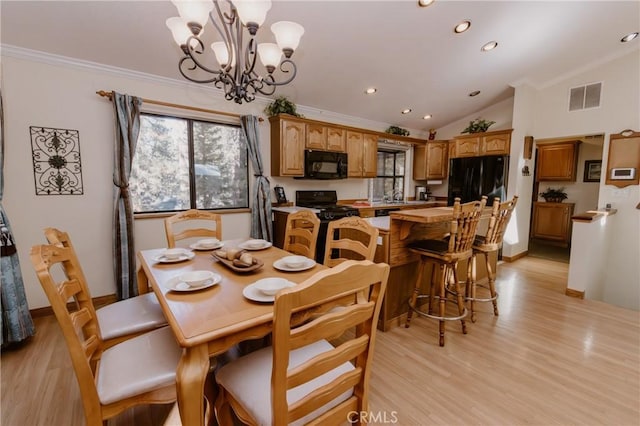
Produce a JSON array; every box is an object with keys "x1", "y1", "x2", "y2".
[{"x1": 166, "y1": 0, "x2": 304, "y2": 104}]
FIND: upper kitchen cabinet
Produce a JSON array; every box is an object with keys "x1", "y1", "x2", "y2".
[
  {"x1": 305, "y1": 123, "x2": 346, "y2": 152},
  {"x1": 413, "y1": 140, "x2": 449, "y2": 180},
  {"x1": 450, "y1": 129, "x2": 512, "y2": 158},
  {"x1": 482, "y1": 132, "x2": 511, "y2": 156},
  {"x1": 270, "y1": 115, "x2": 305, "y2": 177},
  {"x1": 535, "y1": 140, "x2": 580, "y2": 182},
  {"x1": 347, "y1": 131, "x2": 377, "y2": 178}
]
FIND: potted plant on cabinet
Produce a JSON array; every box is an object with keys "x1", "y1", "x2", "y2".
[
  {"x1": 461, "y1": 118, "x2": 496, "y2": 134},
  {"x1": 385, "y1": 125, "x2": 410, "y2": 137},
  {"x1": 264, "y1": 96, "x2": 303, "y2": 117},
  {"x1": 539, "y1": 187, "x2": 568, "y2": 203}
]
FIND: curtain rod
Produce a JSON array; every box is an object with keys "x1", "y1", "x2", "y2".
[{"x1": 96, "y1": 90, "x2": 263, "y2": 122}]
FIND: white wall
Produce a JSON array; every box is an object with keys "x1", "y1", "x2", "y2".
[
  {"x1": 532, "y1": 49, "x2": 640, "y2": 310},
  {"x1": 1, "y1": 49, "x2": 400, "y2": 309}
]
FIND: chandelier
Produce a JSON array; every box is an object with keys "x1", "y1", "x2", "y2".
[{"x1": 166, "y1": 0, "x2": 304, "y2": 104}]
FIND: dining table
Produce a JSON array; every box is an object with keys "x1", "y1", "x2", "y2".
[{"x1": 137, "y1": 239, "x2": 326, "y2": 426}]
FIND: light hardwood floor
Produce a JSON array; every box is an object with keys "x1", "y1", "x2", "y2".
[{"x1": 2, "y1": 256, "x2": 639, "y2": 425}]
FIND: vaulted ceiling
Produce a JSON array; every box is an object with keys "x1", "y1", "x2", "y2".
[{"x1": 2, "y1": 1, "x2": 639, "y2": 132}]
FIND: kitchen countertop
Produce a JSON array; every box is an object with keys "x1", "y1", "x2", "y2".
[
  {"x1": 348, "y1": 201, "x2": 445, "y2": 209},
  {"x1": 271, "y1": 206, "x2": 319, "y2": 214}
]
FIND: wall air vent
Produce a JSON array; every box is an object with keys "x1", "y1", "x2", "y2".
[{"x1": 569, "y1": 82, "x2": 602, "y2": 111}]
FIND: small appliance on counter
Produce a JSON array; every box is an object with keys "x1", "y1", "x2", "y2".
[{"x1": 415, "y1": 186, "x2": 427, "y2": 201}]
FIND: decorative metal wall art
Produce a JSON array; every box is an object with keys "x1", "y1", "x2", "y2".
[{"x1": 30, "y1": 126, "x2": 83, "y2": 195}]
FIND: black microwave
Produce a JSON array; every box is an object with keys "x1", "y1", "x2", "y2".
[{"x1": 301, "y1": 150, "x2": 348, "y2": 179}]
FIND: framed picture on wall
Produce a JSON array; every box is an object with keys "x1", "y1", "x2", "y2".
[{"x1": 584, "y1": 160, "x2": 602, "y2": 182}]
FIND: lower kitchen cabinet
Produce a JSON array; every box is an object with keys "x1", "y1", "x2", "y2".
[{"x1": 531, "y1": 202, "x2": 575, "y2": 247}]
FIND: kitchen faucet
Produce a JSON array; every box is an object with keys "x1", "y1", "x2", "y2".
[{"x1": 392, "y1": 190, "x2": 404, "y2": 203}]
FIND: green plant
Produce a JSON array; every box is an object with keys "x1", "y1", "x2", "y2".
[
  {"x1": 264, "y1": 96, "x2": 302, "y2": 117},
  {"x1": 461, "y1": 118, "x2": 496, "y2": 134},
  {"x1": 539, "y1": 187, "x2": 568, "y2": 202},
  {"x1": 385, "y1": 126, "x2": 410, "y2": 136}
]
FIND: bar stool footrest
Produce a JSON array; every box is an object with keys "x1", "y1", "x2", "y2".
[
  {"x1": 409, "y1": 295, "x2": 468, "y2": 321},
  {"x1": 466, "y1": 284, "x2": 499, "y2": 302}
]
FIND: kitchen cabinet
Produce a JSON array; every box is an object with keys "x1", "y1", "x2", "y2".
[
  {"x1": 482, "y1": 132, "x2": 511, "y2": 155},
  {"x1": 413, "y1": 140, "x2": 448, "y2": 180},
  {"x1": 535, "y1": 141, "x2": 580, "y2": 182},
  {"x1": 305, "y1": 123, "x2": 346, "y2": 152},
  {"x1": 347, "y1": 131, "x2": 377, "y2": 177},
  {"x1": 270, "y1": 114, "x2": 436, "y2": 179},
  {"x1": 450, "y1": 129, "x2": 512, "y2": 158},
  {"x1": 270, "y1": 116, "x2": 305, "y2": 177},
  {"x1": 452, "y1": 136, "x2": 481, "y2": 158},
  {"x1": 531, "y1": 202, "x2": 575, "y2": 247}
]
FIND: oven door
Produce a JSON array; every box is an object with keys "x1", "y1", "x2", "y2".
[{"x1": 302, "y1": 150, "x2": 348, "y2": 179}]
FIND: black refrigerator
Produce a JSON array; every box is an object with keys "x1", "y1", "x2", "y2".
[{"x1": 447, "y1": 155, "x2": 509, "y2": 205}]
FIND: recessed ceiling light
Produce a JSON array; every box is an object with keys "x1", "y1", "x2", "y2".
[
  {"x1": 401, "y1": 109, "x2": 412, "y2": 114},
  {"x1": 469, "y1": 90, "x2": 481, "y2": 97},
  {"x1": 454, "y1": 20, "x2": 471, "y2": 34},
  {"x1": 365, "y1": 87, "x2": 377, "y2": 94},
  {"x1": 418, "y1": 0, "x2": 435, "y2": 7},
  {"x1": 621, "y1": 32, "x2": 639, "y2": 43},
  {"x1": 481, "y1": 41, "x2": 498, "y2": 51},
  {"x1": 423, "y1": 114, "x2": 432, "y2": 120}
]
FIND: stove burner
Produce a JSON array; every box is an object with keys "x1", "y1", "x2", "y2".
[
  {"x1": 295, "y1": 190, "x2": 358, "y2": 220},
  {"x1": 316, "y1": 205, "x2": 359, "y2": 221}
]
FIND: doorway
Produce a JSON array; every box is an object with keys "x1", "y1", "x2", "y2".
[{"x1": 527, "y1": 134, "x2": 604, "y2": 263}]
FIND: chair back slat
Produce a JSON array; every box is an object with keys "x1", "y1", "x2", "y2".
[
  {"x1": 288, "y1": 368, "x2": 362, "y2": 423},
  {"x1": 271, "y1": 260, "x2": 389, "y2": 425},
  {"x1": 447, "y1": 196, "x2": 487, "y2": 255},
  {"x1": 289, "y1": 304, "x2": 374, "y2": 350},
  {"x1": 306, "y1": 398, "x2": 359, "y2": 426},
  {"x1": 323, "y1": 217, "x2": 379, "y2": 267},
  {"x1": 164, "y1": 209, "x2": 222, "y2": 248},
  {"x1": 283, "y1": 210, "x2": 320, "y2": 258},
  {"x1": 287, "y1": 335, "x2": 369, "y2": 389},
  {"x1": 59, "y1": 278, "x2": 82, "y2": 301},
  {"x1": 71, "y1": 307, "x2": 94, "y2": 332},
  {"x1": 483, "y1": 196, "x2": 518, "y2": 247}
]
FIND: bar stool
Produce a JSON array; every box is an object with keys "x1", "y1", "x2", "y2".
[
  {"x1": 466, "y1": 195, "x2": 518, "y2": 322},
  {"x1": 405, "y1": 196, "x2": 487, "y2": 347}
]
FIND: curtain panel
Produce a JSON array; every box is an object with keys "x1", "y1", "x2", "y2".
[
  {"x1": 0, "y1": 90, "x2": 35, "y2": 345},
  {"x1": 240, "y1": 115, "x2": 272, "y2": 242},
  {"x1": 112, "y1": 92, "x2": 142, "y2": 300}
]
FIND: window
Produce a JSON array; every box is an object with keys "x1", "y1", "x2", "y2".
[
  {"x1": 130, "y1": 113, "x2": 248, "y2": 213},
  {"x1": 373, "y1": 150, "x2": 405, "y2": 201}
]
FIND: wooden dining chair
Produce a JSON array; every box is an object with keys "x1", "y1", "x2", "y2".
[
  {"x1": 44, "y1": 227, "x2": 167, "y2": 348},
  {"x1": 30, "y1": 243, "x2": 181, "y2": 426},
  {"x1": 323, "y1": 216, "x2": 379, "y2": 267},
  {"x1": 405, "y1": 196, "x2": 487, "y2": 347},
  {"x1": 164, "y1": 209, "x2": 222, "y2": 248},
  {"x1": 466, "y1": 195, "x2": 518, "y2": 322},
  {"x1": 215, "y1": 260, "x2": 390, "y2": 426},
  {"x1": 283, "y1": 210, "x2": 321, "y2": 259}
]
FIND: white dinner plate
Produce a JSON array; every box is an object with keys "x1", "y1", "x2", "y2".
[
  {"x1": 163, "y1": 273, "x2": 221, "y2": 292},
  {"x1": 189, "y1": 241, "x2": 224, "y2": 251},
  {"x1": 243, "y1": 280, "x2": 296, "y2": 302},
  {"x1": 238, "y1": 240, "x2": 273, "y2": 251},
  {"x1": 152, "y1": 251, "x2": 195, "y2": 263},
  {"x1": 273, "y1": 257, "x2": 316, "y2": 272}
]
